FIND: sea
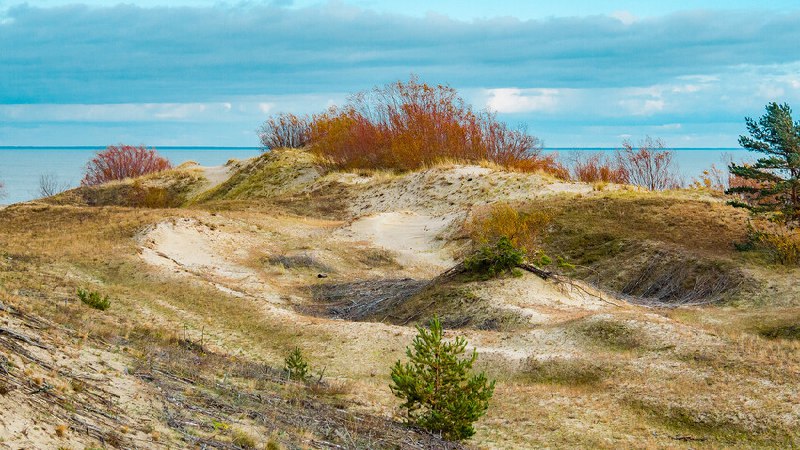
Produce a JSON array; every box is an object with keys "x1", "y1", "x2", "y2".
[{"x1": 0, "y1": 147, "x2": 749, "y2": 205}]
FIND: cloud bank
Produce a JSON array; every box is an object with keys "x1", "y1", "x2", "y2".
[{"x1": 1, "y1": 3, "x2": 799, "y2": 146}]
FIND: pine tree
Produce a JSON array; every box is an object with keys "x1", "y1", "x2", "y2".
[
  {"x1": 390, "y1": 317, "x2": 495, "y2": 441},
  {"x1": 284, "y1": 347, "x2": 310, "y2": 382},
  {"x1": 728, "y1": 102, "x2": 800, "y2": 222}
]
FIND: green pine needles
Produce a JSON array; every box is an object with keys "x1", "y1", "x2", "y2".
[
  {"x1": 284, "y1": 347, "x2": 310, "y2": 382},
  {"x1": 77, "y1": 288, "x2": 111, "y2": 311},
  {"x1": 390, "y1": 316, "x2": 495, "y2": 441},
  {"x1": 728, "y1": 102, "x2": 800, "y2": 222},
  {"x1": 463, "y1": 236, "x2": 525, "y2": 280}
]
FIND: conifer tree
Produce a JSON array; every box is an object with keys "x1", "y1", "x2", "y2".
[
  {"x1": 728, "y1": 102, "x2": 800, "y2": 222},
  {"x1": 390, "y1": 317, "x2": 495, "y2": 441},
  {"x1": 284, "y1": 347, "x2": 310, "y2": 382}
]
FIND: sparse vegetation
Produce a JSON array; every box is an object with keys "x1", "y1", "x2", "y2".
[
  {"x1": 520, "y1": 357, "x2": 611, "y2": 386},
  {"x1": 390, "y1": 317, "x2": 495, "y2": 441},
  {"x1": 38, "y1": 172, "x2": 71, "y2": 198},
  {"x1": 76, "y1": 288, "x2": 111, "y2": 311},
  {"x1": 576, "y1": 318, "x2": 644, "y2": 350}
]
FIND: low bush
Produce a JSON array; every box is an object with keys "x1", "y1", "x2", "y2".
[
  {"x1": 569, "y1": 152, "x2": 627, "y2": 183},
  {"x1": 758, "y1": 226, "x2": 800, "y2": 265},
  {"x1": 463, "y1": 236, "x2": 525, "y2": 280},
  {"x1": 390, "y1": 317, "x2": 495, "y2": 441},
  {"x1": 258, "y1": 112, "x2": 311, "y2": 149},
  {"x1": 77, "y1": 288, "x2": 111, "y2": 311},
  {"x1": 82, "y1": 144, "x2": 171, "y2": 186},
  {"x1": 616, "y1": 137, "x2": 681, "y2": 190},
  {"x1": 465, "y1": 202, "x2": 551, "y2": 255}
]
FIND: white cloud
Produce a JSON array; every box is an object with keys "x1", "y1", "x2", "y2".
[{"x1": 485, "y1": 88, "x2": 561, "y2": 113}]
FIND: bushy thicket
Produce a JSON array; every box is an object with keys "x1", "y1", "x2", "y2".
[
  {"x1": 390, "y1": 317, "x2": 494, "y2": 440},
  {"x1": 82, "y1": 144, "x2": 171, "y2": 186},
  {"x1": 259, "y1": 76, "x2": 566, "y2": 176}
]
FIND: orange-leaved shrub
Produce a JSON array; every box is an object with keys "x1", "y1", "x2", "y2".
[
  {"x1": 615, "y1": 137, "x2": 681, "y2": 190},
  {"x1": 82, "y1": 145, "x2": 171, "y2": 186},
  {"x1": 569, "y1": 152, "x2": 627, "y2": 183},
  {"x1": 260, "y1": 76, "x2": 566, "y2": 176},
  {"x1": 258, "y1": 112, "x2": 311, "y2": 149}
]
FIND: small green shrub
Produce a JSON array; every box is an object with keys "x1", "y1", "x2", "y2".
[
  {"x1": 463, "y1": 236, "x2": 525, "y2": 280},
  {"x1": 284, "y1": 347, "x2": 310, "y2": 382},
  {"x1": 77, "y1": 288, "x2": 111, "y2": 311},
  {"x1": 390, "y1": 316, "x2": 495, "y2": 441}
]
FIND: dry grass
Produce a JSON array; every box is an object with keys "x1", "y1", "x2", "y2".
[{"x1": 2, "y1": 158, "x2": 800, "y2": 449}]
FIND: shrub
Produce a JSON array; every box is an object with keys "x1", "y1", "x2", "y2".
[
  {"x1": 390, "y1": 317, "x2": 495, "y2": 441},
  {"x1": 38, "y1": 172, "x2": 71, "y2": 197},
  {"x1": 284, "y1": 347, "x2": 310, "y2": 382},
  {"x1": 463, "y1": 236, "x2": 525, "y2": 280},
  {"x1": 465, "y1": 202, "x2": 551, "y2": 254},
  {"x1": 616, "y1": 137, "x2": 681, "y2": 190},
  {"x1": 77, "y1": 288, "x2": 111, "y2": 311},
  {"x1": 757, "y1": 225, "x2": 800, "y2": 265},
  {"x1": 82, "y1": 144, "x2": 172, "y2": 186},
  {"x1": 569, "y1": 152, "x2": 627, "y2": 183},
  {"x1": 261, "y1": 76, "x2": 564, "y2": 176},
  {"x1": 258, "y1": 112, "x2": 311, "y2": 150}
]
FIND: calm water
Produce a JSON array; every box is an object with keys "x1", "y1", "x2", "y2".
[
  {"x1": 0, "y1": 147, "x2": 749, "y2": 205},
  {"x1": 0, "y1": 147, "x2": 261, "y2": 205}
]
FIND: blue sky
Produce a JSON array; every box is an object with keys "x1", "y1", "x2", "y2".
[{"x1": 1, "y1": 1, "x2": 799, "y2": 147}]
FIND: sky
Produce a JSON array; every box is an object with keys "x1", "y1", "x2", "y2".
[{"x1": 1, "y1": 0, "x2": 800, "y2": 147}]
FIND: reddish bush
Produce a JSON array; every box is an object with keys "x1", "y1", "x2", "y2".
[
  {"x1": 82, "y1": 145, "x2": 172, "y2": 186},
  {"x1": 258, "y1": 113, "x2": 311, "y2": 149},
  {"x1": 570, "y1": 152, "x2": 627, "y2": 183},
  {"x1": 264, "y1": 76, "x2": 562, "y2": 176},
  {"x1": 615, "y1": 137, "x2": 681, "y2": 190}
]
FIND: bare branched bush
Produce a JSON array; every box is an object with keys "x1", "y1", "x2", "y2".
[
  {"x1": 258, "y1": 112, "x2": 311, "y2": 149},
  {"x1": 38, "y1": 172, "x2": 71, "y2": 197},
  {"x1": 616, "y1": 137, "x2": 681, "y2": 190},
  {"x1": 82, "y1": 144, "x2": 172, "y2": 186}
]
